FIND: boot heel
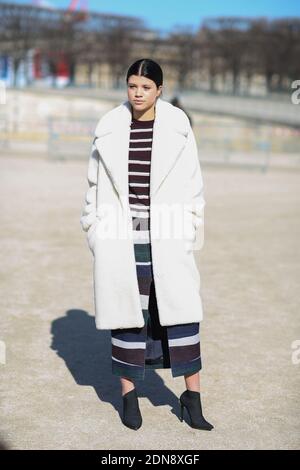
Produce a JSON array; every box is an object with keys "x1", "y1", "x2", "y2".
[
  {"x1": 178, "y1": 390, "x2": 214, "y2": 431},
  {"x1": 179, "y1": 399, "x2": 184, "y2": 422}
]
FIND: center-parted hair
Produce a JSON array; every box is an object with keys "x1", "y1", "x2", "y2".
[{"x1": 126, "y1": 58, "x2": 163, "y2": 90}]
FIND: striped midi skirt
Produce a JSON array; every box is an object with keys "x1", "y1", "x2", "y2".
[{"x1": 111, "y1": 231, "x2": 202, "y2": 381}]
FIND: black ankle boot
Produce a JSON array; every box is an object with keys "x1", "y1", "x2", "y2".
[
  {"x1": 179, "y1": 390, "x2": 214, "y2": 431},
  {"x1": 122, "y1": 388, "x2": 142, "y2": 430}
]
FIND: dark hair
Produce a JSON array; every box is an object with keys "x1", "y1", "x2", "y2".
[{"x1": 126, "y1": 58, "x2": 163, "y2": 91}]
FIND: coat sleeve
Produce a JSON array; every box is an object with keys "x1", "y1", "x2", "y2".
[
  {"x1": 80, "y1": 137, "x2": 100, "y2": 232},
  {"x1": 183, "y1": 124, "x2": 206, "y2": 250}
]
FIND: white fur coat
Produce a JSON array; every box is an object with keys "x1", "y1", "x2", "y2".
[{"x1": 80, "y1": 97, "x2": 206, "y2": 330}]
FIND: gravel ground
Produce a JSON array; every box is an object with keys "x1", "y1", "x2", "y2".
[{"x1": 0, "y1": 155, "x2": 299, "y2": 450}]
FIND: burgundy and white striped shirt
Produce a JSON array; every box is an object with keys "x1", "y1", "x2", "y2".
[{"x1": 128, "y1": 116, "x2": 155, "y2": 231}]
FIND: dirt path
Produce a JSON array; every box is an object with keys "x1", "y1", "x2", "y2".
[{"x1": 0, "y1": 156, "x2": 299, "y2": 449}]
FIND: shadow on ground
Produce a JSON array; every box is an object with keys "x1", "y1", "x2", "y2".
[{"x1": 50, "y1": 310, "x2": 181, "y2": 423}]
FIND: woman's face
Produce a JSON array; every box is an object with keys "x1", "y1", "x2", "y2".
[{"x1": 127, "y1": 74, "x2": 162, "y2": 113}]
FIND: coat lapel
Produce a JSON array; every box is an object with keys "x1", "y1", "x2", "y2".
[{"x1": 93, "y1": 97, "x2": 188, "y2": 205}]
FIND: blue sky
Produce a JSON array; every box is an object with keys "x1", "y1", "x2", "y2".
[{"x1": 12, "y1": 1, "x2": 300, "y2": 31}]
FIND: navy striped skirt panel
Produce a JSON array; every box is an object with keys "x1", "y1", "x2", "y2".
[{"x1": 111, "y1": 276, "x2": 202, "y2": 381}]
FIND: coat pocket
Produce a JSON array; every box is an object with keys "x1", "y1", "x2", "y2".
[
  {"x1": 87, "y1": 217, "x2": 100, "y2": 254},
  {"x1": 184, "y1": 217, "x2": 197, "y2": 252}
]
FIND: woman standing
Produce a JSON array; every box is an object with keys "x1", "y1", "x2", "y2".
[{"x1": 80, "y1": 58, "x2": 214, "y2": 432}]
